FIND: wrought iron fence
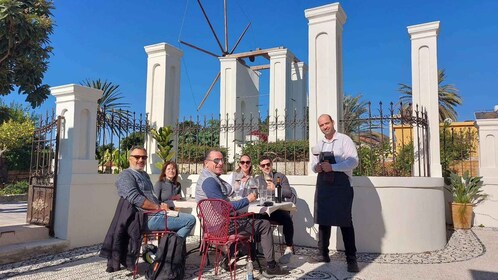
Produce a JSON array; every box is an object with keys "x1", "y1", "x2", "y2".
[
  {"x1": 96, "y1": 107, "x2": 149, "y2": 174},
  {"x1": 172, "y1": 109, "x2": 309, "y2": 175},
  {"x1": 343, "y1": 102, "x2": 429, "y2": 177},
  {"x1": 96, "y1": 103, "x2": 438, "y2": 177},
  {"x1": 440, "y1": 121, "x2": 478, "y2": 179}
]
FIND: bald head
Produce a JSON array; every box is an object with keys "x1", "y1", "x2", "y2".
[{"x1": 318, "y1": 114, "x2": 336, "y2": 139}]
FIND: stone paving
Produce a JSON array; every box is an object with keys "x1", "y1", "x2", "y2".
[{"x1": 0, "y1": 228, "x2": 491, "y2": 280}]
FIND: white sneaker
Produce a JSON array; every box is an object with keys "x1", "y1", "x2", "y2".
[{"x1": 278, "y1": 247, "x2": 293, "y2": 264}]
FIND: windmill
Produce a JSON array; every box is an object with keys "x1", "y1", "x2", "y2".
[{"x1": 179, "y1": 0, "x2": 252, "y2": 111}]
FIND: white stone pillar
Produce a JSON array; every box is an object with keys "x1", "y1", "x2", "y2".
[
  {"x1": 474, "y1": 112, "x2": 498, "y2": 227},
  {"x1": 408, "y1": 21, "x2": 442, "y2": 177},
  {"x1": 219, "y1": 57, "x2": 260, "y2": 161},
  {"x1": 144, "y1": 43, "x2": 182, "y2": 173},
  {"x1": 268, "y1": 48, "x2": 294, "y2": 142},
  {"x1": 290, "y1": 61, "x2": 308, "y2": 140},
  {"x1": 51, "y1": 84, "x2": 102, "y2": 240},
  {"x1": 476, "y1": 117, "x2": 498, "y2": 177},
  {"x1": 305, "y1": 2, "x2": 346, "y2": 169}
]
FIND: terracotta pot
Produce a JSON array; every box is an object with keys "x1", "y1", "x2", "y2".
[{"x1": 451, "y1": 202, "x2": 473, "y2": 229}]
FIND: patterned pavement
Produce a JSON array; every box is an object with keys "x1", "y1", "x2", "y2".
[{"x1": 0, "y1": 228, "x2": 492, "y2": 280}]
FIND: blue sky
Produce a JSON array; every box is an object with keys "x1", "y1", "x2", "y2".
[{"x1": 3, "y1": 0, "x2": 498, "y2": 122}]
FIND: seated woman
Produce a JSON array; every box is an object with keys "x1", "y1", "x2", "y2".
[
  {"x1": 226, "y1": 154, "x2": 256, "y2": 198},
  {"x1": 154, "y1": 161, "x2": 183, "y2": 210}
]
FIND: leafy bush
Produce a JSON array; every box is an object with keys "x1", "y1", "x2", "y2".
[
  {"x1": 391, "y1": 143, "x2": 414, "y2": 176},
  {"x1": 242, "y1": 140, "x2": 308, "y2": 163},
  {"x1": 177, "y1": 144, "x2": 228, "y2": 163},
  {"x1": 0, "y1": 181, "x2": 29, "y2": 195}
]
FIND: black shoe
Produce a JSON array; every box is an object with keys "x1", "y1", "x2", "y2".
[
  {"x1": 309, "y1": 254, "x2": 330, "y2": 263},
  {"x1": 219, "y1": 256, "x2": 235, "y2": 271},
  {"x1": 262, "y1": 264, "x2": 288, "y2": 278},
  {"x1": 347, "y1": 261, "x2": 360, "y2": 272}
]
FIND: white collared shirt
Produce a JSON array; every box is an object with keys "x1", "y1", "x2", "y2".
[{"x1": 311, "y1": 132, "x2": 359, "y2": 179}]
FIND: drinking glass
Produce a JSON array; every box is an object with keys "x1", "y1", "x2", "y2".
[
  {"x1": 248, "y1": 178, "x2": 258, "y2": 199},
  {"x1": 258, "y1": 180, "x2": 267, "y2": 205}
]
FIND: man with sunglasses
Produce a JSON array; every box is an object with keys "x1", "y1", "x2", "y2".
[
  {"x1": 310, "y1": 114, "x2": 360, "y2": 273},
  {"x1": 116, "y1": 146, "x2": 196, "y2": 238},
  {"x1": 195, "y1": 150, "x2": 287, "y2": 278},
  {"x1": 255, "y1": 156, "x2": 296, "y2": 264}
]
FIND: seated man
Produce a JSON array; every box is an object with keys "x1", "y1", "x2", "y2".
[
  {"x1": 195, "y1": 149, "x2": 287, "y2": 278},
  {"x1": 255, "y1": 156, "x2": 296, "y2": 264},
  {"x1": 116, "y1": 146, "x2": 196, "y2": 239}
]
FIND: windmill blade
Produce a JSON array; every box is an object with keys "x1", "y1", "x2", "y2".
[
  {"x1": 224, "y1": 0, "x2": 228, "y2": 52},
  {"x1": 229, "y1": 22, "x2": 251, "y2": 54},
  {"x1": 197, "y1": 0, "x2": 226, "y2": 55},
  {"x1": 197, "y1": 71, "x2": 221, "y2": 111},
  {"x1": 179, "y1": 40, "x2": 220, "y2": 58}
]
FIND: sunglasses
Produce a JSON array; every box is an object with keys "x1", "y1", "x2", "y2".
[
  {"x1": 130, "y1": 155, "x2": 148, "y2": 160},
  {"x1": 208, "y1": 158, "x2": 224, "y2": 165},
  {"x1": 260, "y1": 162, "x2": 271, "y2": 168},
  {"x1": 239, "y1": 160, "x2": 251, "y2": 165}
]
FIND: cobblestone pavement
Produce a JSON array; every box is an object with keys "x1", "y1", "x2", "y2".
[{"x1": 1, "y1": 228, "x2": 497, "y2": 280}]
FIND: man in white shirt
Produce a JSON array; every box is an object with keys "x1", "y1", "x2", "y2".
[{"x1": 310, "y1": 114, "x2": 360, "y2": 273}]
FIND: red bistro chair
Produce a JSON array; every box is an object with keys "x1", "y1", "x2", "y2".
[
  {"x1": 133, "y1": 209, "x2": 170, "y2": 279},
  {"x1": 196, "y1": 199, "x2": 255, "y2": 280}
]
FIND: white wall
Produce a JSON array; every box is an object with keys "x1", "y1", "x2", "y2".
[
  {"x1": 69, "y1": 173, "x2": 446, "y2": 253},
  {"x1": 474, "y1": 178, "x2": 498, "y2": 227}
]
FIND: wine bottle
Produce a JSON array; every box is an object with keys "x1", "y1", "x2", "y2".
[{"x1": 275, "y1": 177, "x2": 282, "y2": 203}]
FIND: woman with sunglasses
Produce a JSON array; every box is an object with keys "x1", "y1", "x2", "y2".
[
  {"x1": 153, "y1": 161, "x2": 183, "y2": 209},
  {"x1": 226, "y1": 154, "x2": 255, "y2": 198}
]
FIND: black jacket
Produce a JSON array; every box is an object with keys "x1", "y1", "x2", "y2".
[{"x1": 100, "y1": 197, "x2": 144, "y2": 272}]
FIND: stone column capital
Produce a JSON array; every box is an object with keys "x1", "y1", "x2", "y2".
[
  {"x1": 305, "y1": 2, "x2": 346, "y2": 26},
  {"x1": 408, "y1": 21, "x2": 440, "y2": 40}
]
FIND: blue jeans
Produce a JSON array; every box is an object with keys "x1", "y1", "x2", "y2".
[{"x1": 146, "y1": 212, "x2": 196, "y2": 239}]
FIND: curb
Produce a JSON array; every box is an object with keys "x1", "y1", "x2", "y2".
[{"x1": 0, "y1": 194, "x2": 28, "y2": 203}]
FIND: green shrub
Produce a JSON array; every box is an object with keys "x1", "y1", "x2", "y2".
[
  {"x1": 242, "y1": 140, "x2": 309, "y2": 162},
  {"x1": 0, "y1": 181, "x2": 29, "y2": 195}
]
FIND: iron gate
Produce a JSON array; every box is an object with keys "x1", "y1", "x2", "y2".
[{"x1": 27, "y1": 113, "x2": 63, "y2": 236}]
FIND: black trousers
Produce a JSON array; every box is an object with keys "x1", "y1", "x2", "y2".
[
  {"x1": 318, "y1": 223, "x2": 357, "y2": 262},
  {"x1": 259, "y1": 210, "x2": 294, "y2": 246}
]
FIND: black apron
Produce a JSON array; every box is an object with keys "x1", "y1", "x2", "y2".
[{"x1": 314, "y1": 152, "x2": 354, "y2": 227}]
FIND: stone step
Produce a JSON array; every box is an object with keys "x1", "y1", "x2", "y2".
[
  {"x1": 0, "y1": 224, "x2": 49, "y2": 247},
  {"x1": 0, "y1": 238, "x2": 69, "y2": 265}
]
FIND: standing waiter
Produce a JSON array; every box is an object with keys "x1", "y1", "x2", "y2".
[{"x1": 310, "y1": 114, "x2": 360, "y2": 273}]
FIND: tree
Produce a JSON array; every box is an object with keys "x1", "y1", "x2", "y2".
[
  {"x1": 80, "y1": 79, "x2": 132, "y2": 137},
  {"x1": 398, "y1": 69, "x2": 462, "y2": 122},
  {"x1": 0, "y1": 0, "x2": 55, "y2": 108},
  {"x1": 342, "y1": 94, "x2": 368, "y2": 136}
]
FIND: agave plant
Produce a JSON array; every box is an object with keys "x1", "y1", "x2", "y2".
[{"x1": 448, "y1": 171, "x2": 486, "y2": 204}]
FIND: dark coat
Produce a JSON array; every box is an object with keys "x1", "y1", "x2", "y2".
[{"x1": 99, "y1": 197, "x2": 144, "y2": 272}]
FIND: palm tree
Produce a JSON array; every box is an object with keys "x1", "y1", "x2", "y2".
[
  {"x1": 80, "y1": 79, "x2": 132, "y2": 137},
  {"x1": 342, "y1": 94, "x2": 368, "y2": 136},
  {"x1": 398, "y1": 69, "x2": 462, "y2": 122}
]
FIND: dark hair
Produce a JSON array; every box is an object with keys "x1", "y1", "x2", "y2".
[
  {"x1": 159, "y1": 161, "x2": 178, "y2": 183},
  {"x1": 258, "y1": 155, "x2": 272, "y2": 164},
  {"x1": 236, "y1": 154, "x2": 253, "y2": 174},
  {"x1": 204, "y1": 149, "x2": 223, "y2": 161},
  {"x1": 130, "y1": 146, "x2": 147, "y2": 154}
]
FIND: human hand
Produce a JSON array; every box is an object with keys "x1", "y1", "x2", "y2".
[
  {"x1": 266, "y1": 181, "x2": 275, "y2": 191},
  {"x1": 159, "y1": 203, "x2": 169, "y2": 210},
  {"x1": 321, "y1": 162, "x2": 333, "y2": 172},
  {"x1": 171, "y1": 195, "x2": 181, "y2": 201},
  {"x1": 247, "y1": 192, "x2": 257, "y2": 203},
  {"x1": 315, "y1": 163, "x2": 323, "y2": 173}
]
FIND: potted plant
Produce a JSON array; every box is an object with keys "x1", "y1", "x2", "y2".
[{"x1": 448, "y1": 171, "x2": 486, "y2": 229}]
